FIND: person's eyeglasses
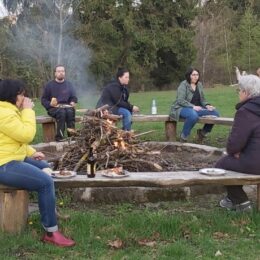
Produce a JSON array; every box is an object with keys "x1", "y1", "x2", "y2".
[{"x1": 191, "y1": 74, "x2": 199, "y2": 76}]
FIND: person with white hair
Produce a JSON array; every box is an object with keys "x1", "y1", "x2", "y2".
[
  {"x1": 216, "y1": 75, "x2": 260, "y2": 212},
  {"x1": 256, "y1": 67, "x2": 260, "y2": 78}
]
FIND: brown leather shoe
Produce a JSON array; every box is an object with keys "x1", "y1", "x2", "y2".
[{"x1": 42, "y1": 231, "x2": 75, "y2": 247}]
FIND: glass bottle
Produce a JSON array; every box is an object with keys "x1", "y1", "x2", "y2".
[
  {"x1": 87, "y1": 147, "x2": 96, "y2": 178},
  {"x1": 151, "y1": 99, "x2": 157, "y2": 115}
]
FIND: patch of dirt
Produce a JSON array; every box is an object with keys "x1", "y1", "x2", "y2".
[{"x1": 124, "y1": 143, "x2": 223, "y2": 172}]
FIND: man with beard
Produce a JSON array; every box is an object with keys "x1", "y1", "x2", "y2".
[{"x1": 41, "y1": 65, "x2": 78, "y2": 142}]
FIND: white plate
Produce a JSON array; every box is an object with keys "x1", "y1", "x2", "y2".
[
  {"x1": 100, "y1": 170, "x2": 130, "y2": 178},
  {"x1": 51, "y1": 170, "x2": 77, "y2": 179},
  {"x1": 199, "y1": 168, "x2": 226, "y2": 176},
  {"x1": 200, "y1": 115, "x2": 218, "y2": 118}
]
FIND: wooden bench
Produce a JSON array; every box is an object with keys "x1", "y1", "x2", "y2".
[
  {"x1": 1, "y1": 170, "x2": 260, "y2": 233},
  {"x1": 132, "y1": 115, "x2": 234, "y2": 141},
  {"x1": 36, "y1": 115, "x2": 83, "y2": 142},
  {"x1": 37, "y1": 113, "x2": 234, "y2": 143}
]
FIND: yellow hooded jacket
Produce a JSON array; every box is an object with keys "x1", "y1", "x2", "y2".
[{"x1": 0, "y1": 101, "x2": 36, "y2": 166}]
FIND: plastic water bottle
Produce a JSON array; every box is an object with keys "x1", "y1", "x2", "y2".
[{"x1": 151, "y1": 99, "x2": 157, "y2": 115}]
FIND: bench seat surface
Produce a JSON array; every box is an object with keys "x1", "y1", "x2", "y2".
[{"x1": 54, "y1": 171, "x2": 260, "y2": 189}]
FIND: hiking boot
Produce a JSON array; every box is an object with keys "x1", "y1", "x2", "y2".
[
  {"x1": 235, "y1": 201, "x2": 252, "y2": 212},
  {"x1": 180, "y1": 133, "x2": 188, "y2": 142},
  {"x1": 197, "y1": 129, "x2": 207, "y2": 142},
  {"x1": 220, "y1": 197, "x2": 252, "y2": 212},
  {"x1": 219, "y1": 197, "x2": 235, "y2": 210},
  {"x1": 42, "y1": 231, "x2": 75, "y2": 247}
]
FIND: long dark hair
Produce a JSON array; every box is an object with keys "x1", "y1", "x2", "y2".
[
  {"x1": 0, "y1": 79, "x2": 26, "y2": 104},
  {"x1": 185, "y1": 67, "x2": 200, "y2": 84}
]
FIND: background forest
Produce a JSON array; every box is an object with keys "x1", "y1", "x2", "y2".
[{"x1": 0, "y1": 0, "x2": 259, "y2": 97}]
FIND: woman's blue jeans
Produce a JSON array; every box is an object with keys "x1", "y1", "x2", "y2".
[
  {"x1": 180, "y1": 107, "x2": 220, "y2": 138},
  {"x1": 0, "y1": 158, "x2": 58, "y2": 232},
  {"x1": 117, "y1": 107, "x2": 132, "y2": 131}
]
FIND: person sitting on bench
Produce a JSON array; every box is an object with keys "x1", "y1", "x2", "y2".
[
  {"x1": 0, "y1": 79, "x2": 75, "y2": 247},
  {"x1": 170, "y1": 67, "x2": 219, "y2": 142},
  {"x1": 96, "y1": 68, "x2": 139, "y2": 131},
  {"x1": 41, "y1": 65, "x2": 78, "y2": 142},
  {"x1": 217, "y1": 75, "x2": 260, "y2": 212}
]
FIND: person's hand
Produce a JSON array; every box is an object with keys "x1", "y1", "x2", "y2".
[
  {"x1": 70, "y1": 101, "x2": 76, "y2": 107},
  {"x1": 22, "y1": 97, "x2": 34, "y2": 109},
  {"x1": 234, "y1": 152, "x2": 240, "y2": 159},
  {"x1": 205, "y1": 105, "x2": 215, "y2": 111},
  {"x1": 100, "y1": 109, "x2": 109, "y2": 117},
  {"x1": 132, "y1": 106, "x2": 140, "y2": 113},
  {"x1": 50, "y1": 97, "x2": 58, "y2": 107},
  {"x1": 32, "y1": 152, "x2": 45, "y2": 160},
  {"x1": 193, "y1": 106, "x2": 203, "y2": 111}
]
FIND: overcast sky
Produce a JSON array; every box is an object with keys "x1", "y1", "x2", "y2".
[{"x1": 0, "y1": 0, "x2": 8, "y2": 18}]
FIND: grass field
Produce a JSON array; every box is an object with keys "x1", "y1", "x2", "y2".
[
  {"x1": 1, "y1": 197, "x2": 260, "y2": 259},
  {"x1": 1, "y1": 85, "x2": 253, "y2": 259},
  {"x1": 33, "y1": 85, "x2": 238, "y2": 147}
]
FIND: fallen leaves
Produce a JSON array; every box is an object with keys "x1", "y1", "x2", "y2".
[
  {"x1": 138, "y1": 239, "x2": 157, "y2": 247},
  {"x1": 107, "y1": 239, "x2": 124, "y2": 249},
  {"x1": 213, "y1": 231, "x2": 229, "y2": 240}
]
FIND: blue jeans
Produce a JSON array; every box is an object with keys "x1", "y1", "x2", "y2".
[
  {"x1": 117, "y1": 107, "x2": 132, "y2": 131},
  {"x1": 180, "y1": 107, "x2": 220, "y2": 138},
  {"x1": 0, "y1": 158, "x2": 58, "y2": 232}
]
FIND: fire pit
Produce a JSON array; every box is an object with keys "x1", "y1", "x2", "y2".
[{"x1": 35, "y1": 111, "x2": 225, "y2": 203}]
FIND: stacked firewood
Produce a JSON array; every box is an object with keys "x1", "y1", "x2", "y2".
[{"x1": 57, "y1": 106, "x2": 162, "y2": 172}]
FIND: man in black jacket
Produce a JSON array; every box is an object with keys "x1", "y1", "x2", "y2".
[{"x1": 96, "y1": 68, "x2": 139, "y2": 130}]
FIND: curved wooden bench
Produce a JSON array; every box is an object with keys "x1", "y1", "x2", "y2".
[
  {"x1": 37, "y1": 113, "x2": 233, "y2": 143},
  {"x1": 1, "y1": 170, "x2": 259, "y2": 233}
]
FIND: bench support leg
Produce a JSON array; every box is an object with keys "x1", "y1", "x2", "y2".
[
  {"x1": 42, "y1": 122, "x2": 56, "y2": 142},
  {"x1": 165, "y1": 121, "x2": 177, "y2": 141},
  {"x1": 0, "y1": 190, "x2": 29, "y2": 233},
  {"x1": 257, "y1": 184, "x2": 260, "y2": 211}
]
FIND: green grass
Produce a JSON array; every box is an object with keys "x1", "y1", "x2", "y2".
[
  {"x1": 33, "y1": 85, "x2": 238, "y2": 146},
  {"x1": 1, "y1": 199, "x2": 260, "y2": 259}
]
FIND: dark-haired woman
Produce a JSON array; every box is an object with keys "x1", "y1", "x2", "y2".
[
  {"x1": 0, "y1": 79, "x2": 75, "y2": 247},
  {"x1": 96, "y1": 68, "x2": 139, "y2": 130},
  {"x1": 170, "y1": 68, "x2": 219, "y2": 142}
]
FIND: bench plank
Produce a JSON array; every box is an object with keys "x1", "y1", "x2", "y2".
[
  {"x1": 54, "y1": 171, "x2": 260, "y2": 189},
  {"x1": 54, "y1": 171, "x2": 260, "y2": 211},
  {"x1": 36, "y1": 114, "x2": 233, "y2": 142},
  {"x1": 1, "y1": 170, "x2": 259, "y2": 233}
]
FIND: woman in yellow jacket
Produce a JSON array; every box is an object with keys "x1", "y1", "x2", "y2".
[{"x1": 0, "y1": 79, "x2": 75, "y2": 247}]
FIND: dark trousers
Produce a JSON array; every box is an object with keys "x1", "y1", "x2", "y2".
[
  {"x1": 48, "y1": 107, "x2": 75, "y2": 141},
  {"x1": 215, "y1": 155, "x2": 249, "y2": 204}
]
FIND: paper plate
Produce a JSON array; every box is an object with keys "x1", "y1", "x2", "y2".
[
  {"x1": 51, "y1": 170, "x2": 77, "y2": 179},
  {"x1": 199, "y1": 168, "x2": 226, "y2": 176}
]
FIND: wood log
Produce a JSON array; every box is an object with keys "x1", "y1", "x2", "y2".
[{"x1": 0, "y1": 189, "x2": 28, "y2": 233}]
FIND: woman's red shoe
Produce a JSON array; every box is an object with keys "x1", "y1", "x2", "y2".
[{"x1": 42, "y1": 231, "x2": 75, "y2": 247}]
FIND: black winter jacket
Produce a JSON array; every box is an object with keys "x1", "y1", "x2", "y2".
[
  {"x1": 96, "y1": 80, "x2": 133, "y2": 114},
  {"x1": 218, "y1": 96, "x2": 260, "y2": 174}
]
